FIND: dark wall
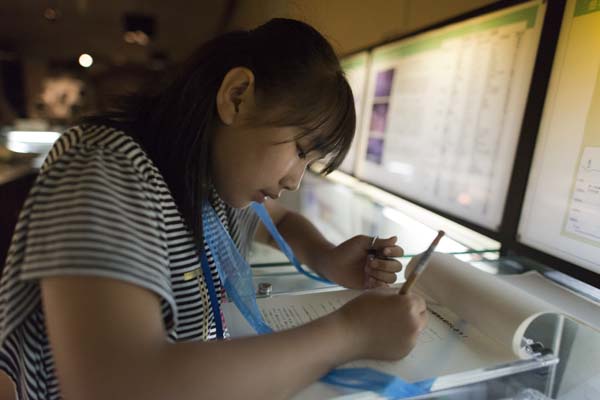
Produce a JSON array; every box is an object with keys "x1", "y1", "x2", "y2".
[
  {"x1": 0, "y1": 171, "x2": 37, "y2": 271},
  {"x1": 1, "y1": 58, "x2": 26, "y2": 118}
]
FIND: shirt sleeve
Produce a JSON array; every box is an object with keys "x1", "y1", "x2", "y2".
[{"x1": 19, "y1": 143, "x2": 177, "y2": 329}]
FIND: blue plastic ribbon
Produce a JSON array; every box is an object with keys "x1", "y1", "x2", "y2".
[
  {"x1": 202, "y1": 202, "x2": 273, "y2": 335},
  {"x1": 251, "y1": 202, "x2": 332, "y2": 284},
  {"x1": 323, "y1": 369, "x2": 433, "y2": 398}
]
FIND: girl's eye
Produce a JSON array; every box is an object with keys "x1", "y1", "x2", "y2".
[{"x1": 296, "y1": 144, "x2": 307, "y2": 160}]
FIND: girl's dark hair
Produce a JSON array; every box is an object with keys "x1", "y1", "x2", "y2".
[{"x1": 83, "y1": 18, "x2": 356, "y2": 248}]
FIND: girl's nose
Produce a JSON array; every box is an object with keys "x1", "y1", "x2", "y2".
[{"x1": 280, "y1": 163, "x2": 306, "y2": 192}]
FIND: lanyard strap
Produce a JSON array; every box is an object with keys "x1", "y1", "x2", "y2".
[
  {"x1": 251, "y1": 202, "x2": 332, "y2": 284},
  {"x1": 201, "y1": 202, "x2": 273, "y2": 335},
  {"x1": 323, "y1": 369, "x2": 434, "y2": 398}
]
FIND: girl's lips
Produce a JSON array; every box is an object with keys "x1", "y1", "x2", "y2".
[
  {"x1": 253, "y1": 191, "x2": 268, "y2": 203},
  {"x1": 263, "y1": 190, "x2": 280, "y2": 199}
]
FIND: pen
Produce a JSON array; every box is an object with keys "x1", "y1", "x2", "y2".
[
  {"x1": 367, "y1": 235, "x2": 378, "y2": 257},
  {"x1": 364, "y1": 235, "x2": 378, "y2": 288},
  {"x1": 399, "y1": 230, "x2": 445, "y2": 295}
]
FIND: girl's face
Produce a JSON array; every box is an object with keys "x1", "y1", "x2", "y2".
[
  {"x1": 211, "y1": 67, "x2": 323, "y2": 208},
  {"x1": 211, "y1": 123, "x2": 321, "y2": 208}
]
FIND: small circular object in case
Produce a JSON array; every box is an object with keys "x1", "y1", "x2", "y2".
[{"x1": 257, "y1": 282, "x2": 273, "y2": 296}]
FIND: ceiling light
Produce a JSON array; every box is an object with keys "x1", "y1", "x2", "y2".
[{"x1": 78, "y1": 53, "x2": 93, "y2": 68}]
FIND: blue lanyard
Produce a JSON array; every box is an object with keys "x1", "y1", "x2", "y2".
[
  {"x1": 250, "y1": 203, "x2": 332, "y2": 284},
  {"x1": 200, "y1": 201, "x2": 433, "y2": 398},
  {"x1": 201, "y1": 202, "x2": 272, "y2": 337}
]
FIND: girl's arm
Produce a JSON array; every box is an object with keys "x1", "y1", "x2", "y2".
[{"x1": 41, "y1": 275, "x2": 426, "y2": 400}]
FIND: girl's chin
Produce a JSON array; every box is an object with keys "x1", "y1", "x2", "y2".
[
  {"x1": 251, "y1": 191, "x2": 267, "y2": 204},
  {"x1": 224, "y1": 199, "x2": 250, "y2": 209},
  {"x1": 221, "y1": 195, "x2": 255, "y2": 209},
  {"x1": 211, "y1": 187, "x2": 252, "y2": 209}
]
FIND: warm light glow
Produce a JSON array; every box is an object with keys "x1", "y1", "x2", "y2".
[
  {"x1": 6, "y1": 131, "x2": 61, "y2": 153},
  {"x1": 7, "y1": 131, "x2": 61, "y2": 144},
  {"x1": 78, "y1": 53, "x2": 93, "y2": 68},
  {"x1": 123, "y1": 31, "x2": 149, "y2": 46},
  {"x1": 457, "y1": 193, "x2": 472, "y2": 206},
  {"x1": 40, "y1": 77, "x2": 84, "y2": 119},
  {"x1": 44, "y1": 7, "x2": 59, "y2": 21}
]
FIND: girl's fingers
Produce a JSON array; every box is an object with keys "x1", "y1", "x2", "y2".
[
  {"x1": 366, "y1": 277, "x2": 390, "y2": 289},
  {"x1": 369, "y1": 258, "x2": 403, "y2": 272},
  {"x1": 366, "y1": 267, "x2": 398, "y2": 284},
  {"x1": 381, "y1": 245, "x2": 404, "y2": 258}
]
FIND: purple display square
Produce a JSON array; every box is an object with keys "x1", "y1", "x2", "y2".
[
  {"x1": 366, "y1": 138, "x2": 384, "y2": 164},
  {"x1": 369, "y1": 103, "x2": 389, "y2": 133},
  {"x1": 374, "y1": 69, "x2": 395, "y2": 97}
]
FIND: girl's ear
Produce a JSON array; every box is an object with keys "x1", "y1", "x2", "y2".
[{"x1": 216, "y1": 67, "x2": 255, "y2": 126}]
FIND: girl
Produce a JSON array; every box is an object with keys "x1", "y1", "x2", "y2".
[{"x1": 0, "y1": 18, "x2": 427, "y2": 400}]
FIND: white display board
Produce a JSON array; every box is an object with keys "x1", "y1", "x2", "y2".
[
  {"x1": 518, "y1": 0, "x2": 600, "y2": 275},
  {"x1": 339, "y1": 52, "x2": 369, "y2": 174},
  {"x1": 355, "y1": 1, "x2": 546, "y2": 230}
]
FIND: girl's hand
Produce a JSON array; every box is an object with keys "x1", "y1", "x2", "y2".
[
  {"x1": 319, "y1": 235, "x2": 404, "y2": 289},
  {"x1": 335, "y1": 288, "x2": 428, "y2": 361}
]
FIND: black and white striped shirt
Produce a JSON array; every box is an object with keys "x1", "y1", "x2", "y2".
[{"x1": 0, "y1": 125, "x2": 260, "y2": 399}]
